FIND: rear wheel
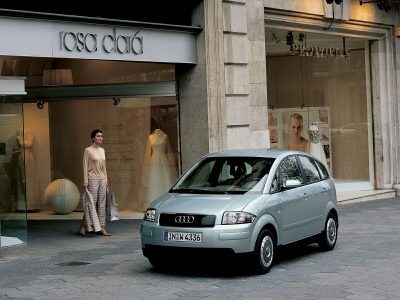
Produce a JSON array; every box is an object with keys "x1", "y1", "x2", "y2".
[
  {"x1": 318, "y1": 214, "x2": 338, "y2": 251},
  {"x1": 252, "y1": 229, "x2": 275, "y2": 274}
]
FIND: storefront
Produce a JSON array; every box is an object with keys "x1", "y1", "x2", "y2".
[
  {"x1": 265, "y1": 29, "x2": 374, "y2": 192},
  {"x1": 0, "y1": 11, "x2": 200, "y2": 247},
  {"x1": 263, "y1": 1, "x2": 400, "y2": 193},
  {"x1": 1, "y1": 1, "x2": 400, "y2": 248}
]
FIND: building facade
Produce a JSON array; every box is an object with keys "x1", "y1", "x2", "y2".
[
  {"x1": 1, "y1": 0, "x2": 399, "y2": 246},
  {"x1": 194, "y1": 0, "x2": 400, "y2": 193}
]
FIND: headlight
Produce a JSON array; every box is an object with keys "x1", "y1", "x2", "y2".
[
  {"x1": 222, "y1": 211, "x2": 256, "y2": 225},
  {"x1": 144, "y1": 209, "x2": 156, "y2": 222}
]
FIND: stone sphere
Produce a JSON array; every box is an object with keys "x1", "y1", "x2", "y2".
[{"x1": 45, "y1": 179, "x2": 80, "y2": 214}]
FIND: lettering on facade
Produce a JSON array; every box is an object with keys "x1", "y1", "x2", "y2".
[
  {"x1": 102, "y1": 123, "x2": 140, "y2": 184},
  {"x1": 290, "y1": 44, "x2": 350, "y2": 59},
  {"x1": 60, "y1": 28, "x2": 144, "y2": 55}
]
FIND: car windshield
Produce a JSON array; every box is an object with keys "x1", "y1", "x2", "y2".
[{"x1": 171, "y1": 156, "x2": 275, "y2": 194}]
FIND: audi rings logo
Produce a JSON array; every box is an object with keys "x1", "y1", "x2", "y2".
[{"x1": 175, "y1": 215, "x2": 195, "y2": 224}]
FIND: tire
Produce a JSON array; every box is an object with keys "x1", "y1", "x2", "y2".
[
  {"x1": 318, "y1": 214, "x2": 338, "y2": 251},
  {"x1": 252, "y1": 229, "x2": 275, "y2": 274}
]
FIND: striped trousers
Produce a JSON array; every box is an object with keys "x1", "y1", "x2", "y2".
[{"x1": 83, "y1": 178, "x2": 107, "y2": 228}]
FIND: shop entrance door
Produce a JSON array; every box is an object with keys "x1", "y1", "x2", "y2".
[{"x1": 0, "y1": 103, "x2": 27, "y2": 247}]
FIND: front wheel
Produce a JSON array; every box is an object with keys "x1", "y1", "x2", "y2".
[
  {"x1": 252, "y1": 229, "x2": 275, "y2": 274},
  {"x1": 318, "y1": 214, "x2": 338, "y2": 251}
]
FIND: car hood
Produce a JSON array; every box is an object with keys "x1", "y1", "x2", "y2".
[{"x1": 150, "y1": 192, "x2": 261, "y2": 214}]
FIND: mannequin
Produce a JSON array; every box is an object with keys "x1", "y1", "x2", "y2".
[
  {"x1": 16, "y1": 128, "x2": 41, "y2": 211},
  {"x1": 140, "y1": 129, "x2": 177, "y2": 211},
  {"x1": 307, "y1": 125, "x2": 329, "y2": 171}
]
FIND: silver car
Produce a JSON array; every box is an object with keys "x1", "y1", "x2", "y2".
[{"x1": 140, "y1": 149, "x2": 338, "y2": 274}]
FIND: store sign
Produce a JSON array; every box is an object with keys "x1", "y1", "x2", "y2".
[
  {"x1": 290, "y1": 43, "x2": 350, "y2": 59},
  {"x1": 0, "y1": 17, "x2": 197, "y2": 63},
  {"x1": 59, "y1": 28, "x2": 143, "y2": 55}
]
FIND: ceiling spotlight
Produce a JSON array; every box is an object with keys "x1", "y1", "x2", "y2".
[
  {"x1": 326, "y1": 0, "x2": 343, "y2": 4},
  {"x1": 359, "y1": 0, "x2": 391, "y2": 12},
  {"x1": 377, "y1": 0, "x2": 386, "y2": 9},
  {"x1": 286, "y1": 31, "x2": 294, "y2": 45},
  {"x1": 36, "y1": 100, "x2": 44, "y2": 110},
  {"x1": 112, "y1": 97, "x2": 120, "y2": 106}
]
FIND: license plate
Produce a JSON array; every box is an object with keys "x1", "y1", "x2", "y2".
[{"x1": 164, "y1": 231, "x2": 202, "y2": 243}]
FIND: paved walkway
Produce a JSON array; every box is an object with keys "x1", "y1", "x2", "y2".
[{"x1": 1, "y1": 197, "x2": 400, "y2": 299}]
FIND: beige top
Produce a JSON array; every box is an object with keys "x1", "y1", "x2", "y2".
[{"x1": 83, "y1": 144, "x2": 107, "y2": 184}]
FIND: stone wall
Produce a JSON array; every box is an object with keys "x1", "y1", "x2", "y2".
[{"x1": 178, "y1": 0, "x2": 269, "y2": 171}]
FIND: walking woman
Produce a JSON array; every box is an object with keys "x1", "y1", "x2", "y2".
[{"x1": 79, "y1": 129, "x2": 111, "y2": 236}]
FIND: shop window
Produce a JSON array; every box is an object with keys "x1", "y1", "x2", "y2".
[
  {"x1": 48, "y1": 97, "x2": 179, "y2": 213},
  {"x1": 266, "y1": 29, "x2": 371, "y2": 188}
]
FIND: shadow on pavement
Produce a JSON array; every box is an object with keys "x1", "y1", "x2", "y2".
[{"x1": 146, "y1": 242, "x2": 322, "y2": 278}]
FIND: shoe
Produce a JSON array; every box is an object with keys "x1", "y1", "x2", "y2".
[
  {"x1": 97, "y1": 229, "x2": 111, "y2": 236},
  {"x1": 79, "y1": 225, "x2": 86, "y2": 236}
]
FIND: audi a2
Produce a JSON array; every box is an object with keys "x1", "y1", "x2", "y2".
[{"x1": 140, "y1": 149, "x2": 338, "y2": 274}]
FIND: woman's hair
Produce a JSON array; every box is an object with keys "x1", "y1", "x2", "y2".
[
  {"x1": 289, "y1": 113, "x2": 303, "y2": 124},
  {"x1": 90, "y1": 129, "x2": 102, "y2": 140}
]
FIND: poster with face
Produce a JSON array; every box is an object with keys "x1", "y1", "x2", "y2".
[
  {"x1": 282, "y1": 110, "x2": 309, "y2": 152},
  {"x1": 268, "y1": 111, "x2": 277, "y2": 126}
]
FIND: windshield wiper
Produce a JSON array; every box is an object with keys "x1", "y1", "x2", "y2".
[
  {"x1": 170, "y1": 188, "x2": 214, "y2": 194},
  {"x1": 223, "y1": 190, "x2": 246, "y2": 195},
  {"x1": 170, "y1": 188, "x2": 194, "y2": 193}
]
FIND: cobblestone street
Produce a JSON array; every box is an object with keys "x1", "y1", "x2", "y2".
[{"x1": 1, "y1": 197, "x2": 400, "y2": 299}]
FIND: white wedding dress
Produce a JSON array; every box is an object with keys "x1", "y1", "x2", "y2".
[
  {"x1": 308, "y1": 125, "x2": 329, "y2": 171},
  {"x1": 140, "y1": 129, "x2": 177, "y2": 211}
]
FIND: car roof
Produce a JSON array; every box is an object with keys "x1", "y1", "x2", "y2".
[{"x1": 203, "y1": 149, "x2": 304, "y2": 159}]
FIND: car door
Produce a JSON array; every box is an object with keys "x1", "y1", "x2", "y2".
[
  {"x1": 296, "y1": 155, "x2": 327, "y2": 236},
  {"x1": 278, "y1": 155, "x2": 311, "y2": 244}
]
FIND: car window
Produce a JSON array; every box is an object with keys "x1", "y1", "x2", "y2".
[
  {"x1": 314, "y1": 159, "x2": 329, "y2": 179},
  {"x1": 298, "y1": 155, "x2": 321, "y2": 183},
  {"x1": 279, "y1": 156, "x2": 303, "y2": 187},
  {"x1": 171, "y1": 157, "x2": 275, "y2": 194},
  {"x1": 270, "y1": 174, "x2": 280, "y2": 193}
]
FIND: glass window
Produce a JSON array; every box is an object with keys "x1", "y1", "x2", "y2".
[
  {"x1": 172, "y1": 157, "x2": 275, "y2": 194},
  {"x1": 298, "y1": 155, "x2": 321, "y2": 183},
  {"x1": 279, "y1": 156, "x2": 303, "y2": 186},
  {"x1": 270, "y1": 174, "x2": 280, "y2": 193},
  {"x1": 266, "y1": 28, "x2": 371, "y2": 190},
  {"x1": 0, "y1": 103, "x2": 27, "y2": 247},
  {"x1": 314, "y1": 159, "x2": 329, "y2": 179},
  {"x1": 48, "y1": 97, "x2": 179, "y2": 213}
]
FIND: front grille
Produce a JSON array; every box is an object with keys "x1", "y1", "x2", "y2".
[{"x1": 159, "y1": 213, "x2": 216, "y2": 227}]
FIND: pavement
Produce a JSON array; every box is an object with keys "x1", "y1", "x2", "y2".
[{"x1": 1, "y1": 197, "x2": 400, "y2": 299}]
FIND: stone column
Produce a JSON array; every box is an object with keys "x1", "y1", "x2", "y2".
[
  {"x1": 370, "y1": 38, "x2": 396, "y2": 189},
  {"x1": 178, "y1": 0, "x2": 269, "y2": 171},
  {"x1": 224, "y1": 0, "x2": 269, "y2": 149}
]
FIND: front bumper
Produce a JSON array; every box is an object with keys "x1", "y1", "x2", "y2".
[{"x1": 140, "y1": 221, "x2": 254, "y2": 255}]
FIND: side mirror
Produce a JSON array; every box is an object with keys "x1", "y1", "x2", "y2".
[{"x1": 282, "y1": 179, "x2": 302, "y2": 190}]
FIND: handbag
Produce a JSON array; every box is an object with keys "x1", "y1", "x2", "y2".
[{"x1": 106, "y1": 190, "x2": 120, "y2": 221}]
